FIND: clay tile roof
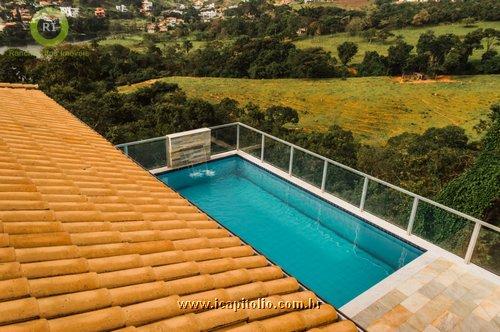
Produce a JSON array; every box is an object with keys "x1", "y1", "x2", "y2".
[{"x1": 0, "y1": 84, "x2": 358, "y2": 331}]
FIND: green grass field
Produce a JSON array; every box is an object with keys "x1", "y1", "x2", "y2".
[
  {"x1": 295, "y1": 21, "x2": 500, "y2": 63},
  {"x1": 119, "y1": 75, "x2": 500, "y2": 145},
  {"x1": 291, "y1": 0, "x2": 372, "y2": 10},
  {"x1": 97, "y1": 21, "x2": 499, "y2": 63}
]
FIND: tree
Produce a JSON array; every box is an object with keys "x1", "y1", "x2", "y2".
[
  {"x1": 345, "y1": 17, "x2": 364, "y2": 36},
  {"x1": 361, "y1": 28, "x2": 377, "y2": 43},
  {"x1": 358, "y1": 51, "x2": 388, "y2": 76},
  {"x1": 183, "y1": 40, "x2": 193, "y2": 53},
  {"x1": 412, "y1": 9, "x2": 430, "y2": 26},
  {"x1": 462, "y1": 17, "x2": 477, "y2": 28},
  {"x1": 423, "y1": 104, "x2": 500, "y2": 271},
  {"x1": 288, "y1": 48, "x2": 337, "y2": 78},
  {"x1": 387, "y1": 41, "x2": 413, "y2": 75},
  {"x1": 417, "y1": 31, "x2": 460, "y2": 74},
  {"x1": 337, "y1": 41, "x2": 358, "y2": 66},
  {"x1": 0, "y1": 49, "x2": 36, "y2": 83}
]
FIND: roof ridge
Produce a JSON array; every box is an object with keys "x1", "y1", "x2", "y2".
[{"x1": 0, "y1": 83, "x2": 39, "y2": 90}]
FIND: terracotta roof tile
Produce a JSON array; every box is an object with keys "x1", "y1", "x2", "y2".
[{"x1": 0, "y1": 85, "x2": 356, "y2": 331}]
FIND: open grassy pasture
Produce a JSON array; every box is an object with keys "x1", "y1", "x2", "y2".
[
  {"x1": 119, "y1": 75, "x2": 500, "y2": 145},
  {"x1": 291, "y1": 0, "x2": 372, "y2": 10},
  {"x1": 295, "y1": 21, "x2": 500, "y2": 63}
]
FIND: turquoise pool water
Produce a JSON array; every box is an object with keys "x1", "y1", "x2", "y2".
[{"x1": 159, "y1": 156, "x2": 423, "y2": 307}]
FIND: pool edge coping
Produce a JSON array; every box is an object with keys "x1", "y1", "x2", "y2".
[{"x1": 153, "y1": 150, "x2": 500, "y2": 325}]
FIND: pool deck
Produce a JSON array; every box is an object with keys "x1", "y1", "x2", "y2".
[
  {"x1": 346, "y1": 254, "x2": 499, "y2": 331},
  {"x1": 164, "y1": 151, "x2": 500, "y2": 332}
]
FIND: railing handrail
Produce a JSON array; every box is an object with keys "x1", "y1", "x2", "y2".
[
  {"x1": 116, "y1": 122, "x2": 499, "y2": 236},
  {"x1": 115, "y1": 135, "x2": 167, "y2": 148},
  {"x1": 116, "y1": 121, "x2": 499, "y2": 268},
  {"x1": 235, "y1": 122, "x2": 498, "y2": 234}
]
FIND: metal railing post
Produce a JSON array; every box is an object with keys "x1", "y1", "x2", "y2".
[
  {"x1": 260, "y1": 134, "x2": 265, "y2": 162},
  {"x1": 123, "y1": 145, "x2": 129, "y2": 156},
  {"x1": 288, "y1": 146, "x2": 294, "y2": 176},
  {"x1": 165, "y1": 137, "x2": 169, "y2": 168},
  {"x1": 407, "y1": 197, "x2": 419, "y2": 235},
  {"x1": 464, "y1": 222, "x2": 481, "y2": 264},
  {"x1": 236, "y1": 124, "x2": 240, "y2": 150},
  {"x1": 359, "y1": 177, "x2": 369, "y2": 211},
  {"x1": 321, "y1": 160, "x2": 328, "y2": 192}
]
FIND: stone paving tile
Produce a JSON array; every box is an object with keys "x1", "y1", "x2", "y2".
[
  {"x1": 353, "y1": 301, "x2": 391, "y2": 327},
  {"x1": 367, "y1": 305, "x2": 412, "y2": 331},
  {"x1": 419, "y1": 280, "x2": 447, "y2": 299},
  {"x1": 449, "y1": 297, "x2": 478, "y2": 318},
  {"x1": 429, "y1": 258, "x2": 453, "y2": 273},
  {"x1": 442, "y1": 280, "x2": 469, "y2": 301},
  {"x1": 401, "y1": 291, "x2": 430, "y2": 313},
  {"x1": 406, "y1": 312, "x2": 429, "y2": 331},
  {"x1": 378, "y1": 289, "x2": 406, "y2": 310},
  {"x1": 366, "y1": 321, "x2": 397, "y2": 332},
  {"x1": 493, "y1": 314, "x2": 500, "y2": 328},
  {"x1": 435, "y1": 268, "x2": 461, "y2": 287},
  {"x1": 413, "y1": 294, "x2": 454, "y2": 327},
  {"x1": 456, "y1": 313, "x2": 497, "y2": 332},
  {"x1": 397, "y1": 278, "x2": 425, "y2": 297},
  {"x1": 422, "y1": 325, "x2": 440, "y2": 332},
  {"x1": 398, "y1": 322, "x2": 420, "y2": 332},
  {"x1": 479, "y1": 298, "x2": 499, "y2": 319},
  {"x1": 432, "y1": 311, "x2": 462, "y2": 330},
  {"x1": 381, "y1": 304, "x2": 413, "y2": 326},
  {"x1": 354, "y1": 257, "x2": 499, "y2": 332},
  {"x1": 457, "y1": 273, "x2": 483, "y2": 290}
]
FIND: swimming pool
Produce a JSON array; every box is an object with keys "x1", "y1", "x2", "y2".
[{"x1": 159, "y1": 156, "x2": 423, "y2": 307}]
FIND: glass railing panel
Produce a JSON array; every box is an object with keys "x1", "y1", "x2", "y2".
[
  {"x1": 127, "y1": 138, "x2": 167, "y2": 170},
  {"x1": 291, "y1": 149, "x2": 324, "y2": 187},
  {"x1": 324, "y1": 164, "x2": 364, "y2": 207},
  {"x1": 471, "y1": 226, "x2": 499, "y2": 275},
  {"x1": 211, "y1": 125, "x2": 237, "y2": 155},
  {"x1": 239, "y1": 126, "x2": 262, "y2": 159},
  {"x1": 263, "y1": 137, "x2": 291, "y2": 172},
  {"x1": 364, "y1": 181, "x2": 414, "y2": 229},
  {"x1": 413, "y1": 201, "x2": 474, "y2": 257}
]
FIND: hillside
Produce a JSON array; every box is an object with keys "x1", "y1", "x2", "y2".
[
  {"x1": 295, "y1": 21, "x2": 500, "y2": 63},
  {"x1": 119, "y1": 75, "x2": 500, "y2": 145}
]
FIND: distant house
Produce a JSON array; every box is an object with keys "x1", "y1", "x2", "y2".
[
  {"x1": 59, "y1": 6, "x2": 79, "y2": 18},
  {"x1": 11, "y1": 8, "x2": 32, "y2": 22},
  {"x1": 193, "y1": 0, "x2": 204, "y2": 10},
  {"x1": 164, "y1": 17, "x2": 184, "y2": 28},
  {"x1": 146, "y1": 23, "x2": 157, "y2": 33},
  {"x1": 38, "y1": 1, "x2": 54, "y2": 7},
  {"x1": 296, "y1": 27, "x2": 307, "y2": 36},
  {"x1": 2, "y1": 22, "x2": 21, "y2": 31},
  {"x1": 94, "y1": 7, "x2": 106, "y2": 18},
  {"x1": 200, "y1": 10, "x2": 217, "y2": 22},
  {"x1": 115, "y1": 5, "x2": 128, "y2": 13},
  {"x1": 141, "y1": 0, "x2": 153, "y2": 15}
]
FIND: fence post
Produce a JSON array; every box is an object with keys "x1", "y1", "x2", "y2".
[
  {"x1": 321, "y1": 160, "x2": 328, "y2": 192},
  {"x1": 123, "y1": 145, "x2": 129, "y2": 156},
  {"x1": 359, "y1": 177, "x2": 369, "y2": 211},
  {"x1": 464, "y1": 222, "x2": 481, "y2": 264},
  {"x1": 260, "y1": 134, "x2": 265, "y2": 162},
  {"x1": 236, "y1": 124, "x2": 240, "y2": 150},
  {"x1": 407, "y1": 197, "x2": 419, "y2": 235},
  {"x1": 288, "y1": 146, "x2": 294, "y2": 176}
]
